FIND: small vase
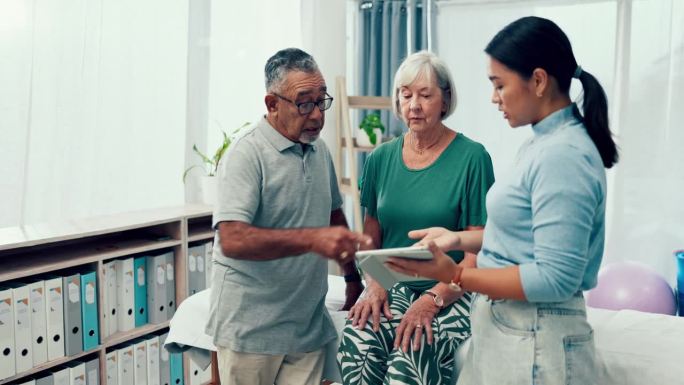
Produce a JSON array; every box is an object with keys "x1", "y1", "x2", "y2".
[
  {"x1": 200, "y1": 176, "x2": 217, "y2": 206},
  {"x1": 356, "y1": 128, "x2": 383, "y2": 148}
]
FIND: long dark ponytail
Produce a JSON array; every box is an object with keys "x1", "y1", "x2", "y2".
[{"x1": 485, "y1": 16, "x2": 618, "y2": 168}]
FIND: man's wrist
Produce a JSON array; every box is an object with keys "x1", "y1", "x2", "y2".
[{"x1": 344, "y1": 273, "x2": 362, "y2": 283}]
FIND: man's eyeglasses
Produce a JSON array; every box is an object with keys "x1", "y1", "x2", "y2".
[{"x1": 273, "y1": 93, "x2": 334, "y2": 115}]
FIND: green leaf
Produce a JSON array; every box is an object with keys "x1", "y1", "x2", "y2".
[
  {"x1": 359, "y1": 113, "x2": 386, "y2": 132},
  {"x1": 186, "y1": 121, "x2": 251, "y2": 180},
  {"x1": 192, "y1": 144, "x2": 212, "y2": 165},
  {"x1": 182, "y1": 165, "x2": 203, "y2": 183}
]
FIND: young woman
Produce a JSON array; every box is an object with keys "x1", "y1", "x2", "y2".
[{"x1": 386, "y1": 16, "x2": 618, "y2": 385}]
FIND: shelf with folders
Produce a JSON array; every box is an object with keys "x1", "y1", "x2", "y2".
[
  {"x1": 104, "y1": 330, "x2": 185, "y2": 385},
  {"x1": 335, "y1": 76, "x2": 392, "y2": 231},
  {"x1": 0, "y1": 204, "x2": 215, "y2": 385}
]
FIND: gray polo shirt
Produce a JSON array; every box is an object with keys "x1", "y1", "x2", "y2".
[{"x1": 206, "y1": 116, "x2": 343, "y2": 354}]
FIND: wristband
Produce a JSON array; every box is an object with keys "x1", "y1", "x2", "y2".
[
  {"x1": 448, "y1": 267, "x2": 463, "y2": 292},
  {"x1": 344, "y1": 273, "x2": 362, "y2": 283}
]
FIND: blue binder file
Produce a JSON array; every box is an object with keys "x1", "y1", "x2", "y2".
[
  {"x1": 80, "y1": 271, "x2": 99, "y2": 351},
  {"x1": 169, "y1": 352, "x2": 184, "y2": 385},
  {"x1": 134, "y1": 256, "x2": 148, "y2": 327}
]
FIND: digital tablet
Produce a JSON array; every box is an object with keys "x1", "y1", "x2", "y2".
[{"x1": 355, "y1": 246, "x2": 433, "y2": 260}]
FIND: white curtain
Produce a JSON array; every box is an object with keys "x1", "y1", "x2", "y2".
[
  {"x1": 605, "y1": 0, "x2": 684, "y2": 279},
  {"x1": 0, "y1": 0, "x2": 189, "y2": 227},
  {"x1": 436, "y1": 0, "x2": 684, "y2": 280}
]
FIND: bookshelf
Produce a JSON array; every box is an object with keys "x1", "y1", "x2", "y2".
[
  {"x1": 334, "y1": 76, "x2": 392, "y2": 232},
  {"x1": 0, "y1": 204, "x2": 215, "y2": 385}
]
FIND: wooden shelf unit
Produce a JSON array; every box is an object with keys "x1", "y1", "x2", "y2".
[
  {"x1": 0, "y1": 204, "x2": 215, "y2": 385},
  {"x1": 335, "y1": 76, "x2": 392, "y2": 231}
]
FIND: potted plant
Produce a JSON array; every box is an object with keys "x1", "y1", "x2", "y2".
[
  {"x1": 357, "y1": 113, "x2": 385, "y2": 147},
  {"x1": 183, "y1": 122, "x2": 249, "y2": 205}
]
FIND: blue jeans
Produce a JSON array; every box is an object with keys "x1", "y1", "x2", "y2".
[{"x1": 457, "y1": 293, "x2": 596, "y2": 385}]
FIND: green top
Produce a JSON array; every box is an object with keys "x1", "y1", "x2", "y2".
[{"x1": 360, "y1": 133, "x2": 495, "y2": 292}]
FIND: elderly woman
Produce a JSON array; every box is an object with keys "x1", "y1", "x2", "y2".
[{"x1": 337, "y1": 51, "x2": 495, "y2": 384}]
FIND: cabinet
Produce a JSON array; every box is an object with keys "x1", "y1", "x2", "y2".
[{"x1": 0, "y1": 205, "x2": 215, "y2": 385}]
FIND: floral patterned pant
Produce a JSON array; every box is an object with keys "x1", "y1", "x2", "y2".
[{"x1": 337, "y1": 284, "x2": 472, "y2": 385}]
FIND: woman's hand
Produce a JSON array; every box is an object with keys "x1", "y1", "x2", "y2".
[
  {"x1": 394, "y1": 296, "x2": 439, "y2": 352},
  {"x1": 386, "y1": 242, "x2": 462, "y2": 284},
  {"x1": 409, "y1": 227, "x2": 461, "y2": 251},
  {"x1": 347, "y1": 281, "x2": 393, "y2": 332}
]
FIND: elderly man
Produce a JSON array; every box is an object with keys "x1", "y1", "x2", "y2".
[{"x1": 206, "y1": 48, "x2": 367, "y2": 385}]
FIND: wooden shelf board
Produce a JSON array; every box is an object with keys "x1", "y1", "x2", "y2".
[
  {"x1": 103, "y1": 321, "x2": 170, "y2": 349},
  {"x1": 0, "y1": 238, "x2": 181, "y2": 282},
  {"x1": 347, "y1": 96, "x2": 392, "y2": 110},
  {"x1": 339, "y1": 178, "x2": 357, "y2": 196},
  {"x1": 184, "y1": 208, "x2": 213, "y2": 220},
  {"x1": 0, "y1": 348, "x2": 99, "y2": 385},
  {"x1": 188, "y1": 230, "x2": 215, "y2": 243},
  {"x1": 0, "y1": 205, "x2": 211, "y2": 251},
  {"x1": 340, "y1": 137, "x2": 394, "y2": 152}
]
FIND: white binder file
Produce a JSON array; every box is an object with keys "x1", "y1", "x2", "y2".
[
  {"x1": 104, "y1": 261, "x2": 118, "y2": 337},
  {"x1": 204, "y1": 241, "x2": 213, "y2": 289},
  {"x1": 115, "y1": 259, "x2": 135, "y2": 332},
  {"x1": 35, "y1": 374, "x2": 52, "y2": 385},
  {"x1": 146, "y1": 255, "x2": 167, "y2": 324},
  {"x1": 69, "y1": 361, "x2": 86, "y2": 385},
  {"x1": 146, "y1": 336, "x2": 160, "y2": 385},
  {"x1": 11, "y1": 283, "x2": 33, "y2": 373},
  {"x1": 200, "y1": 361, "x2": 212, "y2": 384},
  {"x1": 164, "y1": 252, "x2": 176, "y2": 320},
  {"x1": 117, "y1": 345, "x2": 134, "y2": 385},
  {"x1": 105, "y1": 350, "x2": 118, "y2": 385},
  {"x1": 187, "y1": 245, "x2": 206, "y2": 296},
  {"x1": 27, "y1": 280, "x2": 48, "y2": 366},
  {"x1": 0, "y1": 288, "x2": 16, "y2": 380},
  {"x1": 158, "y1": 333, "x2": 170, "y2": 385},
  {"x1": 85, "y1": 357, "x2": 100, "y2": 385},
  {"x1": 62, "y1": 274, "x2": 83, "y2": 356},
  {"x1": 44, "y1": 277, "x2": 65, "y2": 361},
  {"x1": 188, "y1": 356, "x2": 201, "y2": 385},
  {"x1": 133, "y1": 340, "x2": 148, "y2": 385},
  {"x1": 52, "y1": 366, "x2": 71, "y2": 385}
]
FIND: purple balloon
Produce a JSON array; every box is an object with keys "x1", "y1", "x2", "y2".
[{"x1": 586, "y1": 261, "x2": 677, "y2": 315}]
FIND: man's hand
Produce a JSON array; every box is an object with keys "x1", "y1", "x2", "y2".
[
  {"x1": 341, "y1": 281, "x2": 364, "y2": 311},
  {"x1": 310, "y1": 226, "x2": 371, "y2": 263}
]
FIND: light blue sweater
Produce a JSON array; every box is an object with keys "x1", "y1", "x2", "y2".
[{"x1": 478, "y1": 104, "x2": 607, "y2": 302}]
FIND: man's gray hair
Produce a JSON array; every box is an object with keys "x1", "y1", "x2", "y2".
[
  {"x1": 265, "y1": 48, "x2": 319, "y2": 92},
  {"x1": 392, "y1": 50, "x2": 457, "y2": 120}
]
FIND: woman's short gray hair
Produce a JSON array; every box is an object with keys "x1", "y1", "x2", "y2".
[
  {"x1": 392, "y1": 50, "x2": 457, "y2": 120},
  {"x1": 264, "y1": 48, "x2": 319, "y2": 92}
]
